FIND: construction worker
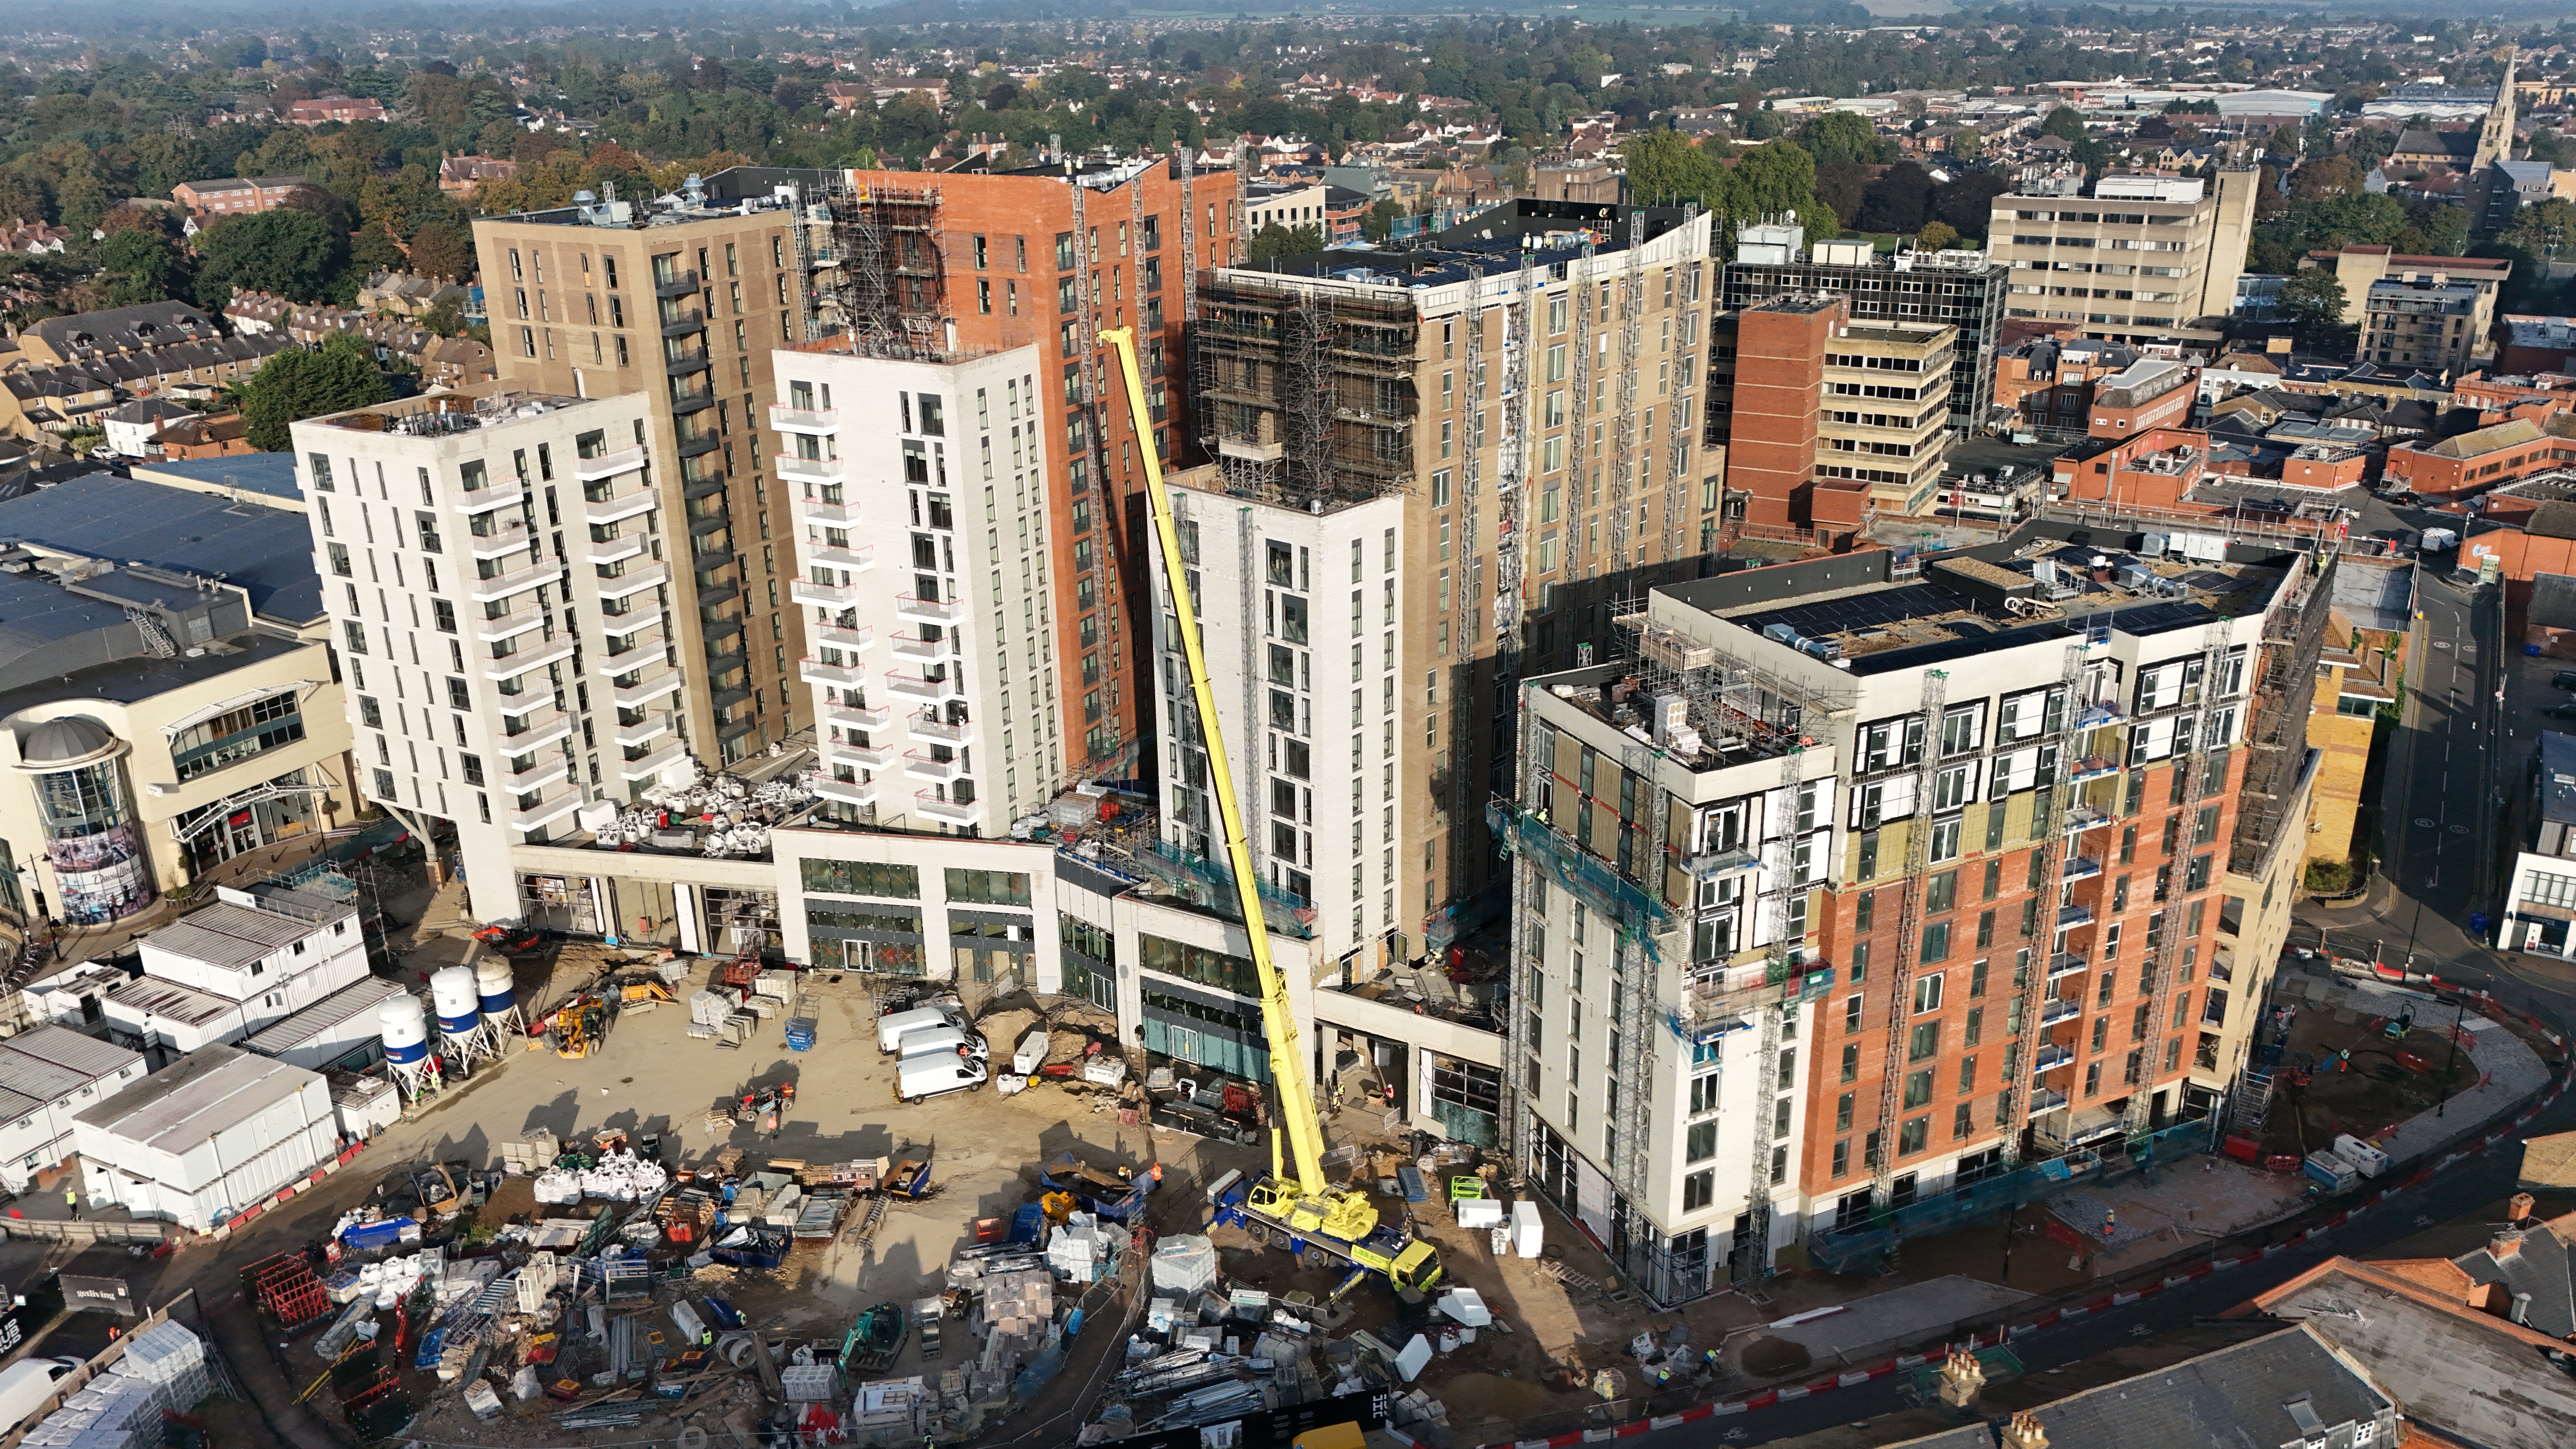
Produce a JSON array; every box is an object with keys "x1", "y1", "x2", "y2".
[{"x1": 65, "y1": 1189, "x2": 78, "y2": 1221}]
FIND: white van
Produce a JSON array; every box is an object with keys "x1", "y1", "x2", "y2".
[
  {"x1": 0, "y1": 1358, "x2": 84, "y2": 1433},
  {"x1": 877, "y1": 1005, "x2": 965, "y2": 1054},
  {"x1": 893, "y1": 1025, "x2": 989, "y2": 1062},
  {"x1": 897, "y1": 1049, "x2": 989, "y2": 1102}
]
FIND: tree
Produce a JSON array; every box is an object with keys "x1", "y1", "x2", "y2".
[
  {"x1": 408, "y1": 222, "x2": 472, "y2": 281},
  {"x1": 194, "y1": 208, "x2": 349, "y2": 307},
  {"x1": 1800, "y1": 111, "x2": 1879, "y2": 165},
  {"x1": 1916, "y1": 220, "x2": 1959, "y2": 251},
  {"x1": 1620, "y1": 130, "x2": 1719, "y2": 208},
  {"x1": 1813, "y1": 160, "x2": 1870, "y2": 229},
  {"x1": 420, "y1": 296, "x2": 467, "y2": 337},
  {"x1": 2503, "y1": 199, "x2": 2576, "y2": 268},
  {"x1": 239, "y1": 335, "x2": 390, "y2": 451},
  {"x1": 1246, "y1": 223, "x2": 1324, "y2": 268},
  {"x1": 2040, "y1": 106, "x2": 2090, "y2": 143},
  {"x1": 1714, "y1": 140, "x2": 1827, "y2": 241},
  {"x1": 94, "y1": 228, "x2": 185, "y2": 308},
  {"x1": 1362, "y1": 199, "x2": 1403, "y2": 243},
  {"x1": 1742, "y1": 107, "x2": 1783, "y2": 142},
  {"x1": 1931, "y1": 173, "x2": 2011, "y2": 241},
  {"x1": 2278, "y1": 268, "x2": 2352, "y2": 341},
  {"x1": 2287, "y1": 156, "x2": 2364, "y2": 201},
  {"x1": 1855, "y1": 161, "x2": 1935, "y2": 234}
]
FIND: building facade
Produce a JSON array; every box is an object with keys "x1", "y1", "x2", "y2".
[
  {"x1": 290, "y1": 389, "x2": 687, "y2": 924},
  {"x1": 1714, "y1": 295, "x2": 1959, "y2": 541},
  {"x1": 2360, "y1": 272, "x2": 2489, "y2": 379},
  {"x1": 1987, "y1": 171, "x2": 2259, "y2": 347}
]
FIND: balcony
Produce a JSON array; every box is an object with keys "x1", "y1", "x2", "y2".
[
  {"x1": 2039, "y1": 996, "x2": 2081, "y2": 1027},
  {"x1": 474, "y1": 605, "x2": 549, "y2": 643},
  {"x1": 806, "y1": 542, "x2": 876, "y2": 573},
  {"x1": 664, "y1": 348, "x2": 711, "y2": 377},
  {"x1": 906, "y1": 711, "x2": 972, "y2": 746},
  {"x1": 2064, "y1": 754, "x2": 2121, "y2": 785},
  {"x1": 885, "y1": 671, "x2": 962, "y2": 705},
  {"x1": 485, "y1": 633, "x2": 576, "y2": 681},
  {"x1": 618, "y1": 741, "x2": 690, "y2": 781},
  {"x1": 589, "y1": 531, "x2": 648, "y2": 565},
  {"x1": 826, "y1": 701, "x2": 893, "y2": 732},
  {"x1": 470, "y1": 558, "x2": 561, "y2": 602},
  {"x1": 770, "y1": 405, "x2": 838, "y2": 433},
  {"x1": 595, "y1": 561, "x2": 670, "y2": 600},
  {"x1": 2031, "y1": 1044, "x2": 2074, "y2": 1077},
  {"x1": 499, "y1": 757, "x2": 569, "y2": 795},
  {"x1": 801, "y1": 656, "x2": 868, "y2": 689},
  {"x1": 795, "y1": 494, "x2": 865, "y2": 528},
  {"x1": 676, "y1": 433, "x2": 721, "y2": 460},
  {"x1": 584, "y1": 489, "x2": 658, "y2": 526},
  {"x1": 791, "y1": 578, "x2": 862, "y2": 608},
  {"x1": 502, "y1": 710, "x2": 574, "y2": 753},
  {"x1": 595, "y1": 629, "x2": 666, "y2": 675},
  {"x1": 826, "y1": 737, "x2": 894, "y2": 771},
  {"x1": 2073, "y1": 696, "x2": 2123, "y2": 727},
  {"x1": 2060, "y1": 804, "x2": 2112, "y2": 835},
  {"x1": 466, "y1": 519, "x2": 534, "y2": 559},
  {"x1": 653, "y1": 269, "x2": 701, "y2": 298},
  {"x1": 778, "y1": 455, "x2": 843, "y2": 485},
  {"x1": 454, "y1": 477, "x2": 529, "y2": 515},
  {"x1": 2048, "y1": 952, "x2": 2089, "y2": 980},
  {"x1": 671, "y1": 388, "x2": 716, "y2": 416},
  {"x1": 814, "y1": 623, "x2": 875, "y2": 653},
  {"x1": 904, "y1": 752, "x2": 964, "y2": 784},
  {"x1": 913, "y1": 793, "x2": 982, "y2": 826},
  {"x1": 693, "y1": 544, "x2": 736, "y2": 574},
  {"x1": 612, "y1": 669, "x2": 686, "y2": 711},
  {"x1": 509, "y1": 789, "x2": 586, "y2": 832},
  {"x1": 2061, "y1": 854, "x2": 2103, "y2": 882},
  {"x1": 1686, "y1": 844, "x2": 1761, "y2": 877},
  {"x1": 613, "y1": 710, "x2": 674, "y2": 748},
  {"x1": 890, "y1": 634, "x2": 956, "y2": 666},
  {"x1": 597, "y1": 608, "x2": 657, "y2": 639},
  {"x1": 574, "y1": 445, "x2": 650, "y2": 482},
  {"x1": 660, "y1": 310, "x2": 706, "y2": 339},
  {"x1": 2029, "y1": 1087, "x2": 2070, "y2": 1115},
  {"x1": 2056, "y1": 902, "x2": 2094, "y2": 930},
  {"x1": 815, "y1": 775, "x2": 878, "y2": 808},
  {"x1": 896, "y1": 594, "x2": 963, "y2": 625}
]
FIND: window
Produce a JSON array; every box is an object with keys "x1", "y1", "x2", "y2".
[
  {"x1": 944, "y1": 868, "x2": 1032, "y2": 907},
  {"x1": 1898, "y1": 1116, "x2": 1929, "y2": 1155},
  {"x1": 1686, "y1": 1121, "x2": 1717, "y2": 1162},
  {"x1": 1908, "y1": 1021, "x2": 1941, "y2": 1061},
  {"x1": 1903, "y1": 1070, "x2": 1933, "y2": 1108},
  {"x1": 1912, "y1": 973, "x2": 1943, "y2": 1014},
  {"x1": 1836, "y1": 1092, "x2": 1854, "y2": 1130},
  {"x1": 1841, "y1": 1043, "x2": 1859, "y2": 1082},
  {"x1": 799, "y1": 859, "x2": 921, "y2": 898},
  {"x1": 1920, "y1": 920, "x2": 1951, "y2": 963}
]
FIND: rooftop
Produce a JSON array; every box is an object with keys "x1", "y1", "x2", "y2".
[
  {"x1": 143, "y1": 893, "x2": 353, "y2": 972},
  {"x1": 126, "y1": 452, "x2": 304, "y2": 504},
  {"x1": 2542, "y1": 731, "x2": 2576, "y2": 826},
  {"x1": 1224, "y1": 199, "x2": 1697, "y2": 292},
  {"x1": 72, "y1": 1043, "x2": 321, "y2": 1155},
  {"x1": 0, "y1": 474, "x2": 322, "y2": 625},
  {"x1": 1677, "y1": 522, "x2": 2288, "y2": 677},
  {"x1": 304, "y1": 389, "x2": 602, "y2": 440}
]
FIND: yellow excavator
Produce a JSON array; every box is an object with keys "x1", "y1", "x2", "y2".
[{"x1": 1100, "y1": 328, "x2": 1442, "y2": 1297}]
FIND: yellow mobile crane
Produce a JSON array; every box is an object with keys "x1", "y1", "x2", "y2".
[{"x1": 1100, "y1": 328, "x2": 1442, "y2": 1297}]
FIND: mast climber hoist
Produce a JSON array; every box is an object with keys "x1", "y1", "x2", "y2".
[{"x1": 1099, "y1": 327, "x2": 1442, "y2": 1296}]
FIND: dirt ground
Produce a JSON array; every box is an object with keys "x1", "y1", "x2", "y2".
[{"x1": 2257, "y1": 1000, "x2": 2475, "y2": 1159}]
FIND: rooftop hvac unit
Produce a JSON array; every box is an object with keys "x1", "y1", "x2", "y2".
[
  {"x1": 2137, "y1": 533, "x2": 2168, "y2": 558},
  {"x1": 2117, "y1": 564, "x2": 2155, "y2": 592}
]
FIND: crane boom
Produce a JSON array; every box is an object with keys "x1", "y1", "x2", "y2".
[{"x1": 1099, "y1": 327, "x2": 1333, "y2": 1201}]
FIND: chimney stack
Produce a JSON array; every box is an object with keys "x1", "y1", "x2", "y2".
[
  {"x1": 1936, "y1": 1349, "x2": 1985, "y2": 1410},
  {"x1": 2001, "y1": 1410, "x2": 2049, "y2": 1449},
  {"x1": 2490, "y1": 1225, "x2": 2524, "y2": 1260},
  {"x1": 2509, "y1": 1192, "x2": 2535, "y2": 1225}
]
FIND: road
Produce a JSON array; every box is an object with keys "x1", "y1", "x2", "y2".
[{"x1": 2381, "y1": 569, "x2": 2500, "y2": 928}]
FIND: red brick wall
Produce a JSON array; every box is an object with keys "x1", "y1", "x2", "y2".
[{"x1": 1727, "y1": 303, "x2": 1837, "y2": 531}]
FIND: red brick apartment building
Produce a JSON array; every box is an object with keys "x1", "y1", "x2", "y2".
[
  {"x1": 283, "y1": 96, "x2": 387, "y2": 127},
  {"x1": 170, "y1": 175, "x2": 306, "y2": 220},
  {"x1": 2385, "y1": 414, "x2": 2576, "y2": 496},
  {"x1": 835, "y1": 154, "x2": 1235, "y2": 772}
]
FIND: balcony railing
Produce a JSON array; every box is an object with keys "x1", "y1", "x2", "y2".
[
  {"x1": 2048, "y1": 951, "x2": 2089, "y2": 980},
  {"x1": 509, "y1": 789, "x2": 585, "y2": 832},
  {"x1": 800, "y1": 656, "x2": 868, "y2": 688},
  {"x1": 885, "y1": 672, "x2": 962, "y2": 703},
  {"x1": 498, "y1": 758, "x2": 569, "y2": 795},
  {"x1": 595, "y1": 561, "x2": 670, "y2": 600},
  {"x1": 574, "y1": 444, "x2": 650, "y2": 482},
  {"x1": 502, "y1": 710, "x2": 574, "y2": 753},
  {"x1": 594, "y1": 628, "x2": 666, "y2": 674},
  {"x1": 2056, "y1": 902, "x2": 2095, "y2": 930},
  {"x1": 807, "y1": 543, "x2": 876, "y2": 572},
  {"x1": 584, "y1": 489, "x2": 658, "y2": 526},
  {"x1": 2061, "y1": 854, "x2": 2103, "y2": 881},
  {"x1": 466, "y1": 519, "x2": 533, "y2": 559},
  {"x1": 653, "y1": 269, "x2": 701, "y2": 298},
  {"x1": 890, "y1": 634, "x2": 956, "y2": 665},
  {"x1": 913, "y1": 792, "x2": 981, "y2": 825},
  {"x1": 485, "y1": 633, "x2": 577, "y2": 682},
  {"x1": 2039, "y1": 996, "x2": 2081, "y2": 1027},
  {"x1": 2029, "y1": 1087, "x2": 2070, "y2": 1115},
  {"x1": 769, "y1": 405, "x2": 838, "y2": 432},
  {"x1": 455, "y1": 477, "x2": 530, "y2": 515},
  {"x1": 896, "y1": 594, "x2": 963, "y2": 624},
  {"x1": 618, "y1": 742, "x2": 690, "y2": 781},
  {"x1": 470, "y1": 558, "x2": 561, "y2": 602},
  {"x1": 778, "y1": 455, "x2": 843, "y2": 484},
  {"x1": 904, "y1": 752, "x2": 964, "y2": 783},
  {"x1": 825, "y1": 701, "x2": 893, "y2": 732},
  {"x1": 2060, "y1": 804, "x2": 2113, "y2": 835},
  {"x1": 791, "y1": 578, "x2": 861, "y2": 608},
  {"x1": 813, "y1": 623, "x2": 874, "y2": 653},
  {"x1": 795, "y1": 495, "x2": 865, "y2": 527},
  {"x1": 589, "y1": 532, "x2": 648, "y2": 565},
  {"x1": 2031, "y1": 1044, "x2": 2074, "y2": 1077},
  {"x1": 612, "y1": 670, "x2": 686, "y2": 711},
  {"x1": 815, "y1": 775, "x2": 878, "y2": 808},
  {"x1": 906, "y1": 711, "x2": 970, "y2": 745},
  {"x1": 2064, "y1": 754, "x2": 2121, "y2": 785},
  {"x1": 613, "y1": 711, "x2": 674, "y2": 748},
  {"x1": 474, "y1": 605, "x2": 548, "y2": 642},
  {"x1": 827, "y1": 738, "x2": 895, "y2": 771}
]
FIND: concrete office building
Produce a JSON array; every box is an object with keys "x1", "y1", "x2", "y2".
[
  {"x1": 1190, "y1": 200, "x2": 1714, "y2": 956},
  {"x1": 1715, "y1": 220, "x2": 2007, "y2": 434},
  {"x1": 472, "y1": 184, "x2": 809, "y2": 764},
  {"x1": 768, "y1": 337, "x2": 1065, "y2": 833},
  {"x1": 1988, "y1": 171, "x2": 2260, "y2": 348},
  {"x1": 290, "y1": 389, "x2": 687, "y2": 924},
  {"x1": 1716, "y1": 294, "x2": 1960, "y2": 543},
  {"x1": 1489, "y1": 516, "x2": 2333, "y2": 1293},
  {"x1": 2360, "y1": 272, "x2": 2489, "y2": 379}
]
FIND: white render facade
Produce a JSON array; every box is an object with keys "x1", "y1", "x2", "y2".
[
  {"x1": 769, "y1": 342, "x2": 1062, "y2": 836},
  {"x1": 1149, "y1": 475, "x2": 1409, "y2": 970},
  {"x1": 291, "y1": 391, "x2": 688, "y2": 922}
]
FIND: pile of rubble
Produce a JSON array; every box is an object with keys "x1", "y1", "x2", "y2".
[{"x1": 585, "y1": 760, "x2": 817, "y2": 857}]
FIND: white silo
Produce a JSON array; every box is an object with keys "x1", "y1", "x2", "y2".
[
  {"x1": 379, "y1": 994, "x2": 436, "y2": 1100},
  {"x1": 430, "y1": 966, "x2": 492, "y2": 1065},
  {"x1": 475, "y1": 957, "x2": 525, "y2": 1039}
]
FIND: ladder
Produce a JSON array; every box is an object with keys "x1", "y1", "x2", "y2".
[
  {"x1": 2228, "y1": 1061, "x2": 2275, "y2": 1133},
  {"x1": 1870, "y1": 670, "x2": 1949, "y2": 1213},
  {"x1": 2004, "y1": 633, "x2": 2102, "y2": 1166}
]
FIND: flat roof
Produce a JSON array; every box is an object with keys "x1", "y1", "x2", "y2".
[
  {"x1": 125, "y1": 453, "x2": 303, "y2": 504},
  {"x1": 145, "y1": 900, "x2": 346, "y2": 970},
  {"x1": 106, "y1": 975, "x2": 239, "y2": 1028},
  {"x1": 0, "y1": 1026, "x2": 141, "y2": 1105},
  {"x1": 2542, "y1": 732, "x2": 2576, "y2": 825},
  {"x1": 0, "y1": 474, "x2": 321, "y2": 624},
  {"x1": 73, "y1": 1043, "x2": 321, "y2": 1155},
  {"x1": 242, "y1": 977, "x2": 408, "y2": 1055}
]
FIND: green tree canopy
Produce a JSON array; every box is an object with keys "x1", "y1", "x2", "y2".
[
  {"x1": 194, "y1": 208, "x2": 349, "y2": 308},
  {"x1": 1799, "y1": 111, "x2": 1880, "y2": 165},
  {"x1": 1620, "y1": 130, "x2": 1721, "y2": 208},
  {"x1": 95, "y1": 228, "x2": 186, "y2": 309},
  {"x1": 2278, "y1": 268, "x2": 2352, "y2": 343},
  {"x1": 2041, "y1": 106, "x2": 2090, "y2": 143},
  {"x1": 239, "y1": 334, "x2": 391, "y2": 452},
  {"x1": 1246, "y1": 222, "x2": 1324, "y2": 268}
]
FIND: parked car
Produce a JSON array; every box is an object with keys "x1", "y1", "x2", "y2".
[
  {"x1": 2543, "y1": 703, "x2": 2576, "y2": 720},
  {"x1": 2552, "y1": 671, "x2": 2576, "y2": 691}
]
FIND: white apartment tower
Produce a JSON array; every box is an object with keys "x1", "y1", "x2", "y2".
[
  {"x1": 768, "y1": 339, "x2": 1063, "y2": 835},
  {"x1": 291, "y1": 390, "x2": 688, "y2": 922}
]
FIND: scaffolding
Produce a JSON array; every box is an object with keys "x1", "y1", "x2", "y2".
[
  {"x1": 1608, "y1": 213, "x2": 1644, "y2": 571},
  {"x1": 1663, "y1": 206, "x2": 1699, "y2": 567},
  {"x1": 1869, "y1": 670, "x2": 1949, "y2": 1221},
  {"x1": 1178, "y1": 150, "x2": 1198, "y2": 324},
  {"x1": 821, "y1": 180, "x2": 945, "y2": 355},
  {"x1": 2002, "y1": 631, "x2": 2111, "y2": 1171},
  {"x1": 2125, "y1": 618, "x2": 2233, "y2": 1137},
  {"x1": 1187, "y1": 275, "x2": 1420, "y2": 511},
  {"x1": 2229, "y1": 551, "x2": 2335, "y2": 878},
  {"x1": 1494, "y1": 258, "x2": 1530, "y2": 677}
]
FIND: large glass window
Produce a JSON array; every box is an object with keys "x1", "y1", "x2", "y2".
[
  {"x1": 800, "y1": 858, "x2": 920, "y2": 898},
  {"x1": 1139, "y1": 934, "x2": 1260, "y2": 996},
  {"x1": 945, "y1": 868, "x2": 1031, "y2": 907}
]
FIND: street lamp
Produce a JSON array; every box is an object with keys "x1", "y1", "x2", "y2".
[{"x1": 2436, "y1": 993, "x2": 2469, "y2": 1118}]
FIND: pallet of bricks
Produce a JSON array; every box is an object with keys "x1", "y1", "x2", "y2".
[
  {"x1": 969, "y1": 1269, "x2": 1054, "y2": 1405},
  {"x1": 13, "y1": 1318, "x2": 211, "y2": 1449},
  {"x1": 500, "y1": 1129, "x2": 561, "y2": 1176},
  {"x1": 687, "y1": 988, "x2": 753, "y2": 1045}
]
